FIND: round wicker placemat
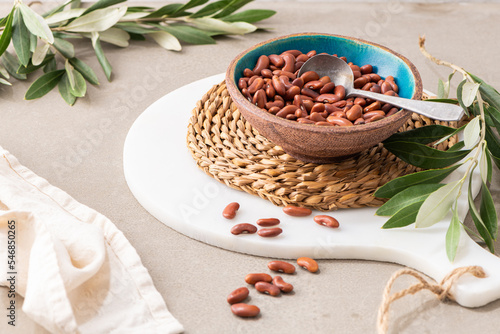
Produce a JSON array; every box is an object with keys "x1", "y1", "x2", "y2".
[{"x1": 187, "y1": 81, "x2": 463, "y2": 211}]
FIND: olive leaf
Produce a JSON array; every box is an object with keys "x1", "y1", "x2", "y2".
[
  {"x1": 1, "y1": 51, "x2": 26, "y2": 80},
  {"x1": 223, "y1": 9, "x2": 276, "y2": 23},
  {"x1": 190, "y1": 17, "x2": 256, "y2": 35},
  {"x1": 381, "y1": 202, "x2": 422, "y2": 229},
  {"x1": 45, "y1": 8, "x2": 86, "y2": 26},
  {"x1": 463, "y1": 115, "x2": 481, "y2": 149},
  {"x1": 415, "y1": 180, "x2": 461, "y2": 228},
  {"x1": 12, "y1": 8, "x2": 31, "y2": 66},
  {"x1": 58, "y1": 72, "x2": 76, "y2": 105},
  {"x1": 479, "y1": 144, "x2": 492, "y2": 184},
  {"x1": 374, "y1": 164, "x2": 461, "y2": 199},
  {"x1": 154, "y1": 24, "x2": 215, "y2": 45},
  {"x1": 213, "y1": 0, "x2": 253, "y2": 18},
  {"x1": 445, "y1": 205, "x2": 461, "y2": 262},
  {"x1": 468, "y1": 178, "x2": 494, "y2": 252},
  {"x1": 91, "y1": 32, "x2": 112, "y2": 81},
  {"x1": 0, "y1": 77, "x2": 11, "y2": 86},
  {"x1": 382, "y1": 141, "x2": 470, "y2": 169},
  {"x1": 376, "y1": 183, "x2": 444, "y2": 216},
  {"x1": 24, "y1": 69, "x2": 64, "y2": 100},
  {"x1": 190, "y1": 0, "x2": 231, "y2": 18},
  {"x1": 0, "y1": 8, "x2": 14, "y2": 57},
  {"x1": 17, "y1": 53, "x2": 54, "y2": 74},
  {"x1": 150, "y1": 31, "x2": 182, "y2": 51},
  {"x1": 31, "y1": 43, "x2": 50, "y2": 66},
  {"x1": 461, "y1": 82, "x2": 480, "y2": 107},
  {"x1": 384, "y1": 124, "x2": 457, "y2": 145},
  {"x1": 82, "y1": 0, "x2": 127, "y2": 15},
  {"x1": 18, "y1": 3, "x2": 54, "y2": 43},
  {"x1": 64, "y1": 7, "x2": 127, "y2": 32},
  {"x1": 53, "y1": 37, "x2": 75, "y2": 58},
  {"x1": 69, "y1": 57, "x2": 99, "y2": 85},
  {"x1": 479, "y1": 180, "x2": 498, "y2": 239}
]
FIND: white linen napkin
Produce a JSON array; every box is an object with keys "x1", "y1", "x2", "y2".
[{"x1": 0, "y1": 146, "x2": 184, "y2": 334}]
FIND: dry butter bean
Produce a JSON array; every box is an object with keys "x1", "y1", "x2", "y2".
[
  {"x1": 231, "y1": 303, "x2": 260, "y2": 318},
  {"x1": 257, "y1": 227, "x2": 282, "y2": 237},
  {"x1": 227, "y1": 287, "x2": 249, "y2": 304},
  {"x1": 297, "y1": 257, "x2": 319, "y2": 273},
  {"x1": 231, "y1": 223, "x2": 258, "y2": 235},
  {"x1": 255, "y1": 282, "x2": 281, "y2": 296},
  {"x1": 283, "y1": 205, "x2": 312, "y2": 217},
  {"x1": 223, "y1": 202, "x2": 240, "y2": 219},
  {"x1": 272, "y1": 276, "x2": 294, "y2": 293},
  {"x1": 314, "y1": 215, "x2": 340, "y2": 228},
  {"x1": 245, "y1": 273, "x2": 272, "y2": 285},
  {"x1": 257, "y1": 218, "x2": 280, "y2": 227},
  {"x1": 268, "y1": 260, "x2": 296, "y2": 274}
]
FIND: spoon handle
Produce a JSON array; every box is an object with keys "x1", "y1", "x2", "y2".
[{"x1": 350, "y1": 89, "x2": 465, "y2": 122}]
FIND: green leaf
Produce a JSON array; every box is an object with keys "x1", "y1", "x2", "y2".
[
  {"x1": 1, "y1": 51, "x2": 27, "y2": 80},
  {"x1": 469, "y1": 72, "x2": 500, "y2": 112},
  {"x1": 447, "y1": 141, "x2": 465, "y2": 152},
  {"x1": 144, "y1": 4, "x2": 184, "y2": 18},
  {"x1": 479, "y1": 145, "x2": 492, "y2": 184},
  {"x1": 69, "y1": 57, "x2": 99, "y2": 85},
  {"x1": 31, "y1": 42, "x2": 50, "y2": 66},
  {"x1": 150, "y1": 31, "x2": 182, "y2": 51},
  {"x1": 415, "y1": 180, "x2": 461, "y2": 228},
  {"x1": 374, "y1": 164, "x2": 461, "y2": 199},
  {"x1": 213, "y1": 0, "x2": 253, "y2": 18},
  {"x1": 484, "y1": 125, "x2": 500, "y2": 170},
  {"x1": 222, "y1": 9, "x2": 276, "y2": 23},
  {"x1": 70, "y1": 69, "x2": 86, "y2": 97},
  {"x1": 19, "y1": 3, "x2": 54, "y2": 43},
  {"x1": 82, "y1": 0, "x2": 127, "y2": 15},
  {"x1": 376, "y1": 183, "x2": 444, "y2": 216},
  {"x1": 53, "y1": 37, "x2": 75, "y2": 58},
  {"x1": 91, "y1": 32, "x2": 112, "y2": 81},
  {"x1": 176, "y1": 0, "x2": 210, "y2": 13},
  {"x1": 456, "y1": 79, "x2": 470, "y2": 117},
  {"x1": 461, "y1": 82, "x2": 480, "y2": 107},
  {"x1": 155, "y1": 24, "x2": 215, "y2": 44},
  {"x1": 12, "y1": 8, "x2": 31, "y2": 66},
  {"x1": 71, "y1": 0, "x2": 82, "y2": 9},
  {"x1": 433, "y1": 124, "x2": 467, "y2": 147},
  {"x1": 463, "y1": 115, "x2": 481, "y2": 149},
  {"x1": 115, "y1": 23, "x2": 154, "y2": 35},
  {"x1": 43, "y1": 0, "x2": 78, "y2": 17},
  {"x1": 65, "y1": 59, "x2": 76, "y2": 89},
  {"x1": 17, "y1": 53, "x2": 54, "y2": 74},
  {"x1": 129, "y1": 33, "x2": 145, "y2": 41},
  {"x1": 445, "y1": 205, "x2": 461, "y2": 262},
  {"x1": 58, "y1": 72, "x2": 76, "y2": 105},
  {"x1": 45, "y1": 8, "x2": 86, "y2": 25},
  {"x1": 43, "y1": 56, "x2": 57, "y2": 73},
  {"x1": 468, "y1": 178, "x2": 494, "y2": 252},
  {"x1": 81, "y1": 27, "x2": 130, "y2": 47},
  {"x1": 29, "y1": 30, "x2": 37, "y2": 52},
  {"x1": 384, "y1": 124, "x2": 457, "y2": 145},
  {"x1": 190, "y1": 0, "x2": 231, "y2": 18},
  {"x1": 383, "y1": 141, "x2": 470, "y2": 169},
  {"x1": 0, "y1": 62, "x2": 9, "y2": 79},
  {"x1": 64, "y1": 6, "x2": 127, "y2": 32},
  {"x1": 24, "y1": 69, "x2": 64, "y2": 100},
  {"x1": 190, "y1": 17, "x2": 257, "y2": 35},
  {"x1": 437, "y1": 79, "x2": 445, "y2": 99},
  {"x1": 479, "y1": 180, "x2": 498, "y2": 240},
  {"x1": 0, "y1": 8, "x2": 14, "y2": 58},
  {"x1": 0, "y1": 77, "x2": 11, "y2": 86},
  {"x1": 425, "y1": 98, "x2": 459, "y2": 104},
  {"x1": 382, "y1": 202, "x2": 421, "y2": 229}
]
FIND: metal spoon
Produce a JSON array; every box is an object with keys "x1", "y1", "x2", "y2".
[{"x1": 297, "y1": 54, "x2": 464, "y2": 121}]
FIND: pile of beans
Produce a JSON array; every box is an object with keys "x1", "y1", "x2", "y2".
[
  {"x1": 238, "y1": 49, "x2": 401, "y2": 126},
  {"x1": 227, "y1": 257, "x2": 319, "y2": 318}
]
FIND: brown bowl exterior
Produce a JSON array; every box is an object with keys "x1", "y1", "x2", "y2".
[{"x1": 226, "y1": 33, "x2": 422, "y2": 163}]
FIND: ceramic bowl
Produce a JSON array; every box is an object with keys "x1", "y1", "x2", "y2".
[{"x1": 225, "y1": 33, "x2": 423, "y2": 163}]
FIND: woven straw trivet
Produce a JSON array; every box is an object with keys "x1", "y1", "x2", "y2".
[{"x1": 187, "y1": 81, "x2": 465, "y2": 211}]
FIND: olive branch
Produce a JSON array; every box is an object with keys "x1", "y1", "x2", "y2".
[
  {"x1": 0, "y1": 0, "x2": 275, "y2": 105},
  {"x1": 376, "y1": 36, "x2": 499, "y2": 262}
]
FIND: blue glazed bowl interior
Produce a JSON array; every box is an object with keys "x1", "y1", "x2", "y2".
[{"x1": 232, "y1": 34, "x2": 417, "y2": 99}]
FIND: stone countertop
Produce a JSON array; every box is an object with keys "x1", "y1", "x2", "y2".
[{"x1": 1, "y1": 2, "x2": 500, "y2": 333}]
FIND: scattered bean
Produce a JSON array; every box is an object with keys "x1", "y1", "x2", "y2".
[
  {"x1": 272, "y1": 276, "x2": 294, "y2": 293},
  {"x1": 231, "y1": 223, "x2": 258, "y2": 235},
  {"x1": 267, "y1": 260, "x2": 296, "y2": 274},
  {"x1": 245, "y1": 273, "x2": 273, "y2": 285},
  {"x1": 255, "y1": 282, "x2": 281, "y2": 296},
  {"x1": 283, "y1": 205, "x2": 312, "y2": 217},
  {"x1": 256, "y1": 218, "x2": 280, "y2": 227},
  {"x1": 231, "y1": 303, "x2": 260, "y2": 318},
  {"x1": 313, "y1": 215, "x2": 340, "y2": 228},
  {"x1": 223, "y1": 202, "x2": 240, "y2": 219},
  {"x1": 227, "y1": 287, "x2": 250, "y2": 304},
  {"x1": 257, "y1": 227, "x2": 283, "y2": 238},
  {"x1": 297, "y1": 257, "x2": 319, "y2": 273}
]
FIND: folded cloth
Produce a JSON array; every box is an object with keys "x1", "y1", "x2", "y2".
[{"x1": 0, "y1": 146, "x2": 184, "y2": 334}]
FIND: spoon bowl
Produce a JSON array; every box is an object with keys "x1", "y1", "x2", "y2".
[{"x1": 298, "y1": 54, "x2": 464, "y2": 121}]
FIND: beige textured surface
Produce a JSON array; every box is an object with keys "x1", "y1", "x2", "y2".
[{"x1": 1, "y1": 2, "x2": 500, "y2": 333}]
